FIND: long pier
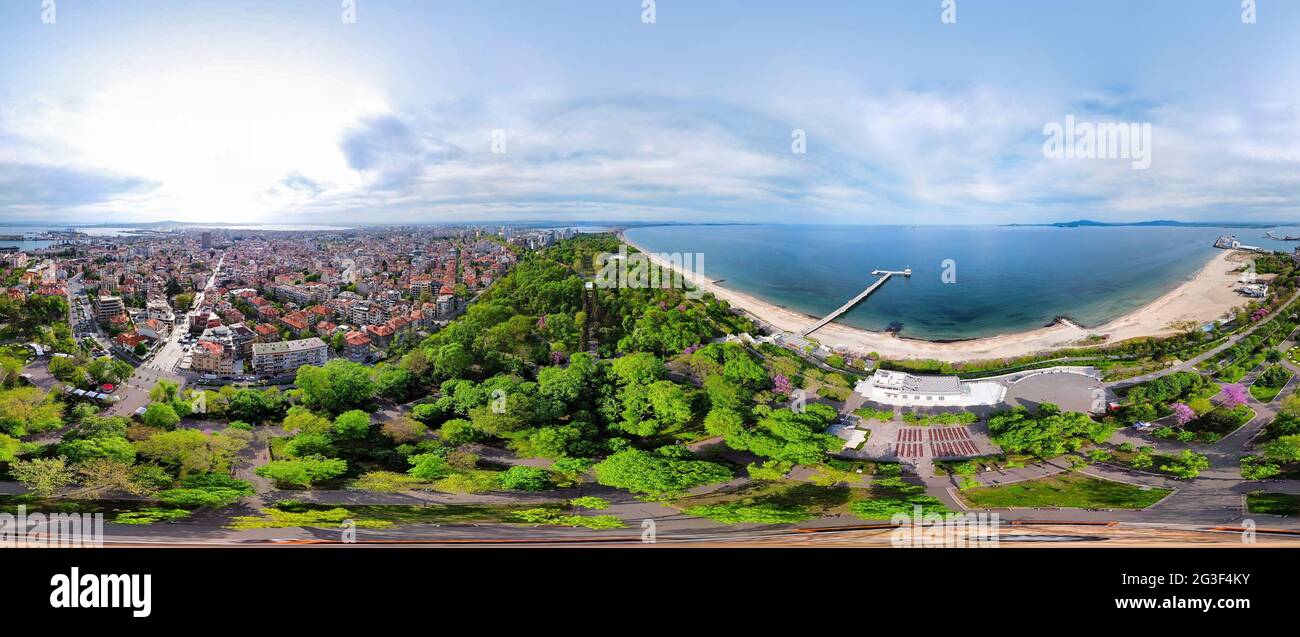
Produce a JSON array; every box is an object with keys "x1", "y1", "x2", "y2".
[{"x1": 800, "y1": 269, "x2": 910, "y2": 337}]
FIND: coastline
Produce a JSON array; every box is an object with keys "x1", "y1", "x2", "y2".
[{"x1": 620, "y1": 233, "x2": 1247, "y2": 362}]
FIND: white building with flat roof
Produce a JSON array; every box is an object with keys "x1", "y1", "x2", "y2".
[
  {"x1": 1238, "y1": 283, "x2": 1268, "y2": 298},
  {"x1": 855, "y1": 370, "x2": 1006, "y2": 407},
  {"x1": 251, "y1": 337, "x2": 328, "y2": 376}
]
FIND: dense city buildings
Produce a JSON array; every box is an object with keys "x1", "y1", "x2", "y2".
[{"x1": 12, "y1": 224, "x2": 564, "y2": 380}]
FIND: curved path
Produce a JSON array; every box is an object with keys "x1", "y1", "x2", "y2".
[{"x1": 922, "y1": 317, "x2": 1300, "y2": 531}]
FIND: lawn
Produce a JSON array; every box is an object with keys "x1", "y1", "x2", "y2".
[
  {"x1": 1246, "y1": 493, "x2": 1300, "y2": 517},
  {"x1": 671, "y1": 481, "x2": 857, "y2": 521},
  {"x1": 1249, "y1": 365, "x2": 1292, "y2": 402},
  {"x1": 901, "y1": 410, "x2": 978, "y2": 426},
  {"x1": 1250, "y1": 382, "x2": 1286, "y2": 403},
  {"x1": 960, "y1": 473, "x2": 1171, "y2": 509},
  {"x1": 672, "y1": 475, "x2": 948, "y2": 524},
  {"x1": 853, "y1": 406, "x2": 895, "y2": 422},
  {"x1": 227, "y1": 501, "x2": 573, "y2": 530},
  {"x1": 0, "y1": 495, "x2": 195, "y2": 525}
]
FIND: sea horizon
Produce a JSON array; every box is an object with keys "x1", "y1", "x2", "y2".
[{"x1": 625, "y1": 223, "x2": 1299, "y2": 341}]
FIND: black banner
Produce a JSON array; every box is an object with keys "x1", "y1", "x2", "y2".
[{"x1": 5, "y1": 548, "x2": 1294, "y2": 625}]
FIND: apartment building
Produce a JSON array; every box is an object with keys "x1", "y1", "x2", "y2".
[
  {"x1": 191, "y1": 339, "x2": 235, "y2": 375},
  {"x1": 95, "y1": 295, "x2": 127, "y2": 322},
  {"x1": 344, "y1": 331, "x2": 372, "y2": 362},
  {"x1": 251, "y1": 337, "x2": 329, "y2": 376},
  {"x1": 146, "y1": 299, "x2": 175, "y2": 323}
]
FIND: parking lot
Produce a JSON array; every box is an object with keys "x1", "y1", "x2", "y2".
[{"x1": 1002, "y1": 370, "x2": 1109, "y2": 414}]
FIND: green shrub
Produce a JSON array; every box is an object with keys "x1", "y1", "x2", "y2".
[
  {"x1": 850, "y1": 495, "x2": 948, "y2": 520},
  {"x1": 509, "y1": 508, "x2": 624, "y2": 529},
  {"x1": 113, "y1": 507, "x2": 192, "y2": 525},
  {"x1": 497, "y1": 466, "x2": 551, "y2": 491},
  {"x1": 255, "y1": 455, "x2": 347, "y2": 488},
  {"x1": 684, "y1": 502, "x2": 812, "y2": 524}
]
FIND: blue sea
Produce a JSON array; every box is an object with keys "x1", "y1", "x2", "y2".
[{"x1": 625, "y1": 224, "x2": 1300, "y2": 341}]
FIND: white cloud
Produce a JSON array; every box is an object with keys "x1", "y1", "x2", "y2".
[
  {"x1": 5, "y1": 80, "x2": 1300, "y2": 224},
  {"x1": 3, "y1": 63, "x2": 386, "y2": 222}
]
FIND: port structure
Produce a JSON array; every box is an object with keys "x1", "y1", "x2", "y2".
[{"x1": 800, "y1": 268, "x2": 911, "y2": 337}]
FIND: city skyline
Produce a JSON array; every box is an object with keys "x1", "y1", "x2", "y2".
[{"x1": 2, "y1": 1, "x2": 1299, "y2": 226}]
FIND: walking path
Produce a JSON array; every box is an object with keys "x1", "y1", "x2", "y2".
[{"x1": 923, "y1": 324, "x2": 1300, "y2": 528}]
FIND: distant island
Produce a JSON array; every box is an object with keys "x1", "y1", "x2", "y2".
[{"x1": 1006, "y1": 219, "x2": 1285, "y2": 229}]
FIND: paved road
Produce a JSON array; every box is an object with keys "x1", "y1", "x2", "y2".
[
  {"x1": 1109, "y1": 289, "x2": 1300, "y2": 391},
  {"x1": 145, "y1": 254, "x2": 223, "y2": 375},
  {"x1": 66, "y1": 273, "x2": 113, "y2": 353}
]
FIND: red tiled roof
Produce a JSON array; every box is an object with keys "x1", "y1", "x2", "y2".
[
  {"x1": 280, "y1": 315, "x2": 309, "y2": 330},
  {"x1": 195, "y1": 340, "x2": 224, "y2": 356},
  {"x1": 115, "y1": 332, "x2": 146, "y2": 347}
]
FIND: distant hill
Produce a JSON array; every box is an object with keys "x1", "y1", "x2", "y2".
[{"x1": 1006, "y1": 219, "x2": 1283, "y2": 229}]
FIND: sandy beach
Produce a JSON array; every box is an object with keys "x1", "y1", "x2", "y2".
[{"x1": 622, "y1": 235, "x2": 1249, "y2": 363}]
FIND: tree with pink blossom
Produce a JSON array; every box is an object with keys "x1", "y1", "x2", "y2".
[
  {"x1": 1172, "y1": 402, "x2": 1195, "y2": 426},
  {"x1": 772, "y1": 373, "x2": 792, "y2": 396},
  {"x1": 1222, "y1": 383, "x2": 1248, "y2": 408}
]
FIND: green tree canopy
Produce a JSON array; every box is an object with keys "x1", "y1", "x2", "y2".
[
  {"x1": 988, "y1": 404, "x2": 1114, "y2": 458},
  {"x1": 332, "y1": 409, "x2": 372, "y2": 440},
  {"x1": 295, "y1": 359, "x2": 376, "y2": 415},
  {"x1": 141, "y1": 402, "x2": 181, "y2": 429},
  {"x1": 593, "y1": 448, "x2": 732, "y2": 497},
  {"x1": 255, "y1": 455, "x2": 347, "y2": 488}
]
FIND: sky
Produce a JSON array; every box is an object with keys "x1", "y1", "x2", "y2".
[{"x1": 1, "y1": 0, "x2": 1299, "y2": 226}]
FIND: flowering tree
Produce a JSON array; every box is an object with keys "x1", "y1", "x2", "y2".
[
  {"x1": 772, "y1": 373, "x2": 792, "y2": 396},
  {"x1": 1172, "y1": 402, "x2": 1195, "y2": 426},
  {"x1": 1222, "y1": 383, "x2": 1249, "y2": 408},
  {"x1": 550, "y1": 350, "x2": 567, "y2": 365}
]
